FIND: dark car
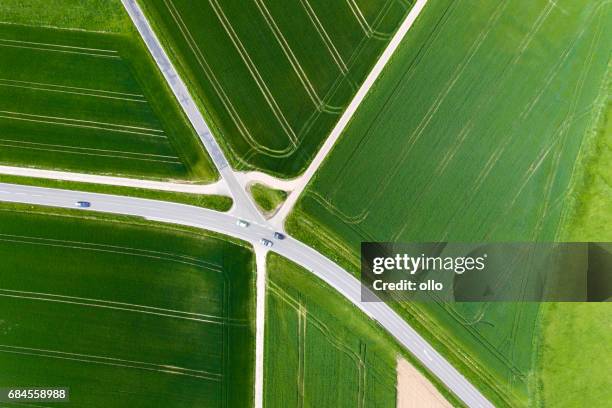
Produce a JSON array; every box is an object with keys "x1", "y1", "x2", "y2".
[
  {"x1": 75, "y1": 201, "x2": 91, "y2": 208},
  {"x1": 273, "y1": 232, "x2": 285, "y2": 240}
]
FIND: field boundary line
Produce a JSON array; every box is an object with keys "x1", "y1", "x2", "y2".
[
  {"x1": 0, "y1": 287, "x2": 246, "y2": 323},
  {"x1": 0, "y1": 79, "x2": 146, "y2": 103},
  {"x1": 0, "y1": 235, "x2": 215, "y2": 270},
  {"x1": 0, "y1": 114, "x2": 166, "y2": 139},
  {"x1": 297, "y1": 0, "x2": 348, "y2": 74},
  {"x1": 0, "y1": 291, "x2": 234, "y2": 325},
  {"x1": 0, "y1": 43, "x2": 119, "y2": 59},
  {"x1": 0, "y1": 344, "x2": 222, "y2": 381},
  {"x1": 0, "y1": 79, "x2": 143, "y2": 98},
  {"x1": 344, "y1": 0, "x2": 398, "y2": 40},
  {"x1": 0, "y1": 142, "x2": 181, "y2": 164},
  {"x1": 0, "y1": 38, "x2": 117, "y2": 53},
  {"x1": 0, "y1": 110, "x2": 164, "y2": 133},
  {"x1": 0, "y1": 231, "x2": 221, "y2": 269},
  {"x1": 0, "y1": 139, "x2": 176, "y2": 159}
]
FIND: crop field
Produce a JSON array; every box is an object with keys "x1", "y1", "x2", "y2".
[
  {"x1": 0, "y1": 2, "x2": 216, "y2": 181},
  {"x1": 138, "y1": 0, "x2": 414, "y2": 177},
  {"x1": 264, "y1": 254, "x2": 399, "y2": 408},
  {"x1": 288, "y1": 0, "x2": 610, "y2": 406},
  {"x1": 0, "y1": 204, "x2": 255, "y2": 407}
]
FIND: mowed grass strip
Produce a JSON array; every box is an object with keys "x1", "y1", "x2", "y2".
[
  {"x1": 288, "y1": 0, "x2": 611, "y2": 406},
  {"x1": 264, "y1": 254, "x2": 462, "y2": 408},
  {"x1": 138, "y1": 0, "x2": 413, "y2": 177},
  {"x1": 0, "y1": 204, "x2": 255, "y2": 407},
  {"x1": 249, "y1": 183, "x2": 287, "y2": 213},
  {"x1": 0, "y1": 4, "x2": 216, "y2": 182}
]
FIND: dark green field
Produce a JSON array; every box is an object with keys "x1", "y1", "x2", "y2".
[
  {"x1": 288, "y1": 0, "x2": 610, "y2": 406},
  {"x1": 138, "y1": 0, "x2": 414, "y2": 177},
  {"x1": 0, "y1": 1, "x2": 216, "y2": 181},
  {"x1": 0, "y1": 204, "x2": 255, "y2": 407}
]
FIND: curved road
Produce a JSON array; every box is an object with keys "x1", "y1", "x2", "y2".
[{"x1": 0, "y1": 182, "x2": 492, "y2": 408}]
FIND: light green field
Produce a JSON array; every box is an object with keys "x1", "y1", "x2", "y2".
[
  {"x1": 0, "y1": 0, "x2": 130, "y2": 33},
  {"x1": 288, "y1": 1, "x2": 610, "y2": 406},
  {"x1": 264, "y1": 254, "x2": 406, "y2": 407},
  {"x1": 537, "y1": 303, "x2": 612, "y2": 407},
  {"x1": 0, "y1": 2, "x2": 216, "y2": 181},
  {"x1": 249, "y1": 183, "x2": 287, "y2": 213},
  {"x1": 138, "y1": 0, "x2": 414, "y2": 177},
  {"x1": 0, "y1": 204, "x2": 255, "y2": 407}
]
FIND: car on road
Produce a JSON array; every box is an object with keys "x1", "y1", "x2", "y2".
[
  {"x1": 260, "y1": 238, "x2": 273, "y2": 248},
  {"x1": 273, "y1": 232, "x2": 285, "y2": 240},
  {"x1": 75, "y1": 201, "x2": 91, "y2": 208},
  {"x1": 236, "y1": 219, "x2": 249, "y2": 228}
]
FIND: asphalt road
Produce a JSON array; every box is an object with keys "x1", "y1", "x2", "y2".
[
  {"x1": 0, "y1": 182, "x2": 493, "y2": 408},
  {"x1": 121, "y1": 0, "x2": 263, "y2": 223}
]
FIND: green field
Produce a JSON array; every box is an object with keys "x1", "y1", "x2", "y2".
[
  {"x1": 288, "y1": 0, "x2": 610, "y2": 406},
  {"x1": 0, "y1": 204, "x2": 255, "y2": 407},
  {"x1": 0, "y1": 1, "x2": 216, "y2": 181},
  {"x1": 264, "y1": 254, "x2": 397, "y2": 408},
  {"x1": 138, "y1": 0, "x2": 414, "y2": 177},
  {"x1": 249, "y1": 183, "x2": 287, "y2": 213}
]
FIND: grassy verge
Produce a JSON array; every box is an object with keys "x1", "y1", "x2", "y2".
[
  {"x1": 249, "y1": 183, "x2": 287, "y2": 213},
  {"x1": 536, "y1": 303, "x2": 612, "y2": 407},
  {"x1": 0, "y1": 174, "x2": 232, "y2": 211}
]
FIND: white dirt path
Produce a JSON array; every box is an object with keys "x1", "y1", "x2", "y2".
[
  {"x1": 270, "y1": 0, "x2": 429, "y2": 229},
  {"x1": 254, "y1": 247, "x2": 268, "y2": 408}
]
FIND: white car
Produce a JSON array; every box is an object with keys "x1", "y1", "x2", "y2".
[
  {"x1": 236, "y1": 219, "x2": 249, "y2": 228},
  {"x1": 260, "y1": 238, "x2": 273, "y2": 248}
]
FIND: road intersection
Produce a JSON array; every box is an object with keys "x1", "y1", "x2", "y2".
[{"x1": 0, "y1": 2, "x2": 495, "y2": 407}]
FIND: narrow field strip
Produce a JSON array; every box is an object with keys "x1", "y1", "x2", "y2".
[
  {"x1": 0, "y1": 142, "x2": 182, "y2": 164},
  {"x1": 0, "y1": 139, "x2": 177, "y2": 159},
  {"x1": 0, "y1": 344, "x2": 222, "y2": 381},
  {"x1": 0, "y1": 79, "x2": 144, "y2": 98},
  {"x1": 0, "y1": 291, "x2": 233, "y2": 326},
  {"x1": 0, "y1": 111, "x2": 164, "y2": 134},
  {"x1": 0, "y1": 288, "x2": 246, "y2": 324},
  {"x1": 0, "y1": 115, "x2": 166, "y2": 139},
  {"x1": 0, "y1": 38, "x2": 117, "y2": 53},
  {"x1": 0, "y1": 41, "x2": 120, "y2": 59},
  {"x1": 0, "y1": 79, "x2": 147, "y2": 103},
  {"x1": 0, "y1": 232, "x2": 217, "y2": 270}
]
